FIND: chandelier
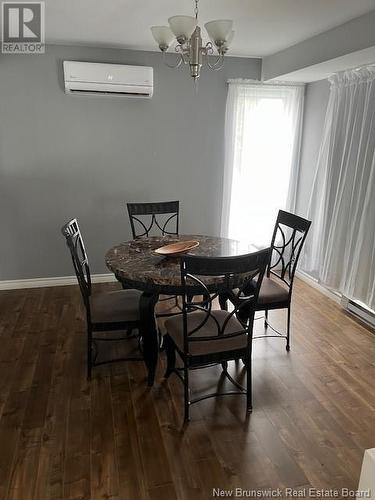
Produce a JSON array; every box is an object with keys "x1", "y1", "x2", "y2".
[{"x1": 150, "y1": 0, "x2": 234, "y2": 80}]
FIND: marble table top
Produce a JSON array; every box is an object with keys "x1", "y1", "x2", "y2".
[{"x1": 105, "y1": 234, "x2": 260, "y2": 294}]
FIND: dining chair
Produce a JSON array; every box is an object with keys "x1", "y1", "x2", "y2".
[
  {"x1": 127, "y1": 200, "x2": 181, "y2": 318},
  {"x1": 163, "y1": 248, "x2": 270, "y2": 421},
  {"x1": 61, "y1": 218, "x2": 143, "y2": 379},
  {"x1": 127, "y1": 200, "x2": 179, "y2": 239},
  {"x1": 220, "y1": 210, "x2": 311, "y2": 351}
]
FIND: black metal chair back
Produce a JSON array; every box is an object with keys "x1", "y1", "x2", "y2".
[
  {"x1": 268, "y1": 210, "x2": 311, "y2": 291},
  {"x1": 61, "y1": 218, "x2": 143, "y2": 379},
  {"x1": 61, "y1": 218, "x2": 91, "y2": 307},
  {"x1": 180, "y1": 249, "x2": 270, "y2": 355},
  {"x1": 127, "y1": 201, "x2": 179, "y2": 238}
]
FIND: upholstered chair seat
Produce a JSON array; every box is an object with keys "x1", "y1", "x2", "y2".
[
  {"x1": 90, "y1": 289, "x2": 142, "y2": 324},
  {"x1": 258, "y1": 277, "x2": 289, "y2": 305},
  {"x1": 165, "y1": 310, "x2": 247, "y2": 356}
]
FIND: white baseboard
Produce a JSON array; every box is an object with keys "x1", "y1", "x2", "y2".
[
  {"x1": 0, "y1": 269, "x2": 343, "y2": 299},
  {"x1": 0, "y1": 273, "x2": 117, "y2": 291},
  {"x1": 296, "y1": 270, "x2": 341, "y2": 304}
]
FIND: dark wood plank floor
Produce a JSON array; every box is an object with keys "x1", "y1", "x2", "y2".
[{"x1": 0, "y1": 279, "x2": 374, "y2": 499}]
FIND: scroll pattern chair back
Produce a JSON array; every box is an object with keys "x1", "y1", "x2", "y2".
[
  {"x1": 61, "y1": 217, "x2": 143, "y2": 379},
  {"x1": 61, "y1": 218, "x2": 91, "y2": 307},
  {"x1": 268, "y1": 210, "x2": 311, "y2": 293},
  {"x1": 217, "y1": 211, "x2": 311, "y2": 352},
  {"x1": 180, "y1": 249, "x2": 270, "y2": 356},
  {"x1": 164, "y1": 248, "x2": 270, "y2": 421},
  {"x1": 127, "y1": 201, "x2": 179, "y2": 238}
]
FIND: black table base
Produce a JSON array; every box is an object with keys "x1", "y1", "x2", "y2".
[{"x1": 139, "y1": 291, "x2": 159, "y2": 386}]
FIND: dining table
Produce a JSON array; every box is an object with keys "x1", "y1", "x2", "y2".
[{"x1": 105, "y1": 234, "x2": 259, "y2": 385}]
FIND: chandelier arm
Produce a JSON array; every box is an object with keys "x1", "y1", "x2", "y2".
[
  {"x1": 180, "y1": 43, "x2": 190, "y2": 64},
  {"x1": 204, "y1": 41, "x2": 214, "y2": 55},
  {"x1": 162, "y1": 48, "x2": 185, "y2": 69},
  {"x1": 206, "y1": 53, "x2": 225, "y2": 70},
  {"x1": 203, "y1": 42, "x2": 225, "y2": 69},
  {"x1": 181, "y1": 53, "x2": 190, "y2": 65}
]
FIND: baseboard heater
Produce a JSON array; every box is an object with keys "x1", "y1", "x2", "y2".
[{"x1": 341, "y1": 296, "x2": 375, "y2": 329}]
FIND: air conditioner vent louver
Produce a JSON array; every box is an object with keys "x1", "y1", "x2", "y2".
[
  {"x1": 68, "y1": 89, "x2": 151, "y2": 97},
  {"x1": 63, "y1": 61, "x2": 153, "y2": 99}
]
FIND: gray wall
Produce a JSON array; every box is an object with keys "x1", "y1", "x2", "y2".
[
  {"x1": 0, "y1": 45, "x2": 260, "y2": 280},
  {"x1": 296, "y1": 78, "x2": 330, "y2": 216}
]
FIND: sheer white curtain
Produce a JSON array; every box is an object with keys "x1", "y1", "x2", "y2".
[
  {"x1": 221, "y1": 80, "x2": 304, "y2": 247},
  {"x1": 303, "y1": 66, "x2": 375, "y2": 310}
]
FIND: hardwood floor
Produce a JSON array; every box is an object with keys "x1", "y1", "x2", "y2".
[{"x1": 0, "y1": 279, "x2": 374, "y2": 499}]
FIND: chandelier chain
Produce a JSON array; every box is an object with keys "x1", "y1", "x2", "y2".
[{"x1": 194, "y1": 0, "x2": 199, "y2": 20}]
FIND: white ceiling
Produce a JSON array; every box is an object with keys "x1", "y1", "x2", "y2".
[
  {"x1": 273, "y1": 47, "x2": 375, "y2": 82},
  {"x1": 43, "y1": 0, "x2": 375, "y2": 57}
]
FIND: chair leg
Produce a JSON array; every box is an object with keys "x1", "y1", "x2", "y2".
[
  {"x1": 184, "y1": 364, "x2": 190, "y2": 422},
  {"x1": 163, "y1": 334, "x2": 176, "y2": 378},
  {"x1": 246, "y1": 356, "x2": 252, "y2": 412},
  {"x1": 138, "y1": 334, "x2": 144, "y2": 354},
  {"x1": 286, "y1": 305, "x2": 291, "y2": 351},
  {"x1": 87, "y1": 326, "x2": 92, "y2": 380},
  {"x1": 203, "y1": 293, "x2": 211, "y2": 310},
  {"x1": 158, "y1": 329, "x2": 164, "y2": 350},
  {"x1": 264, "y1": 309, "x2": 268, "y2": 328},
  {"x1": 219, "y1": 294, "x2": 228, "y2": 311}
]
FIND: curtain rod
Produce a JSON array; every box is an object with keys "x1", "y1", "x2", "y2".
[
  {"x1": 330, "y1": 63, "x2": 375, "y2": 77},
  {"x1": 227, "y1": 78, "x2": 305, "y2": 87}
]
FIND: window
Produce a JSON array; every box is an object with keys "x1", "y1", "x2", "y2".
[{"x1": 221, "y1": 81, "x2": 304, "y2": 247}]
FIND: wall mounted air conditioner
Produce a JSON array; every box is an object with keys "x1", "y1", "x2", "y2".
[{"x1": 63, "y1": 61, "x2": 153, "y2": 98}]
